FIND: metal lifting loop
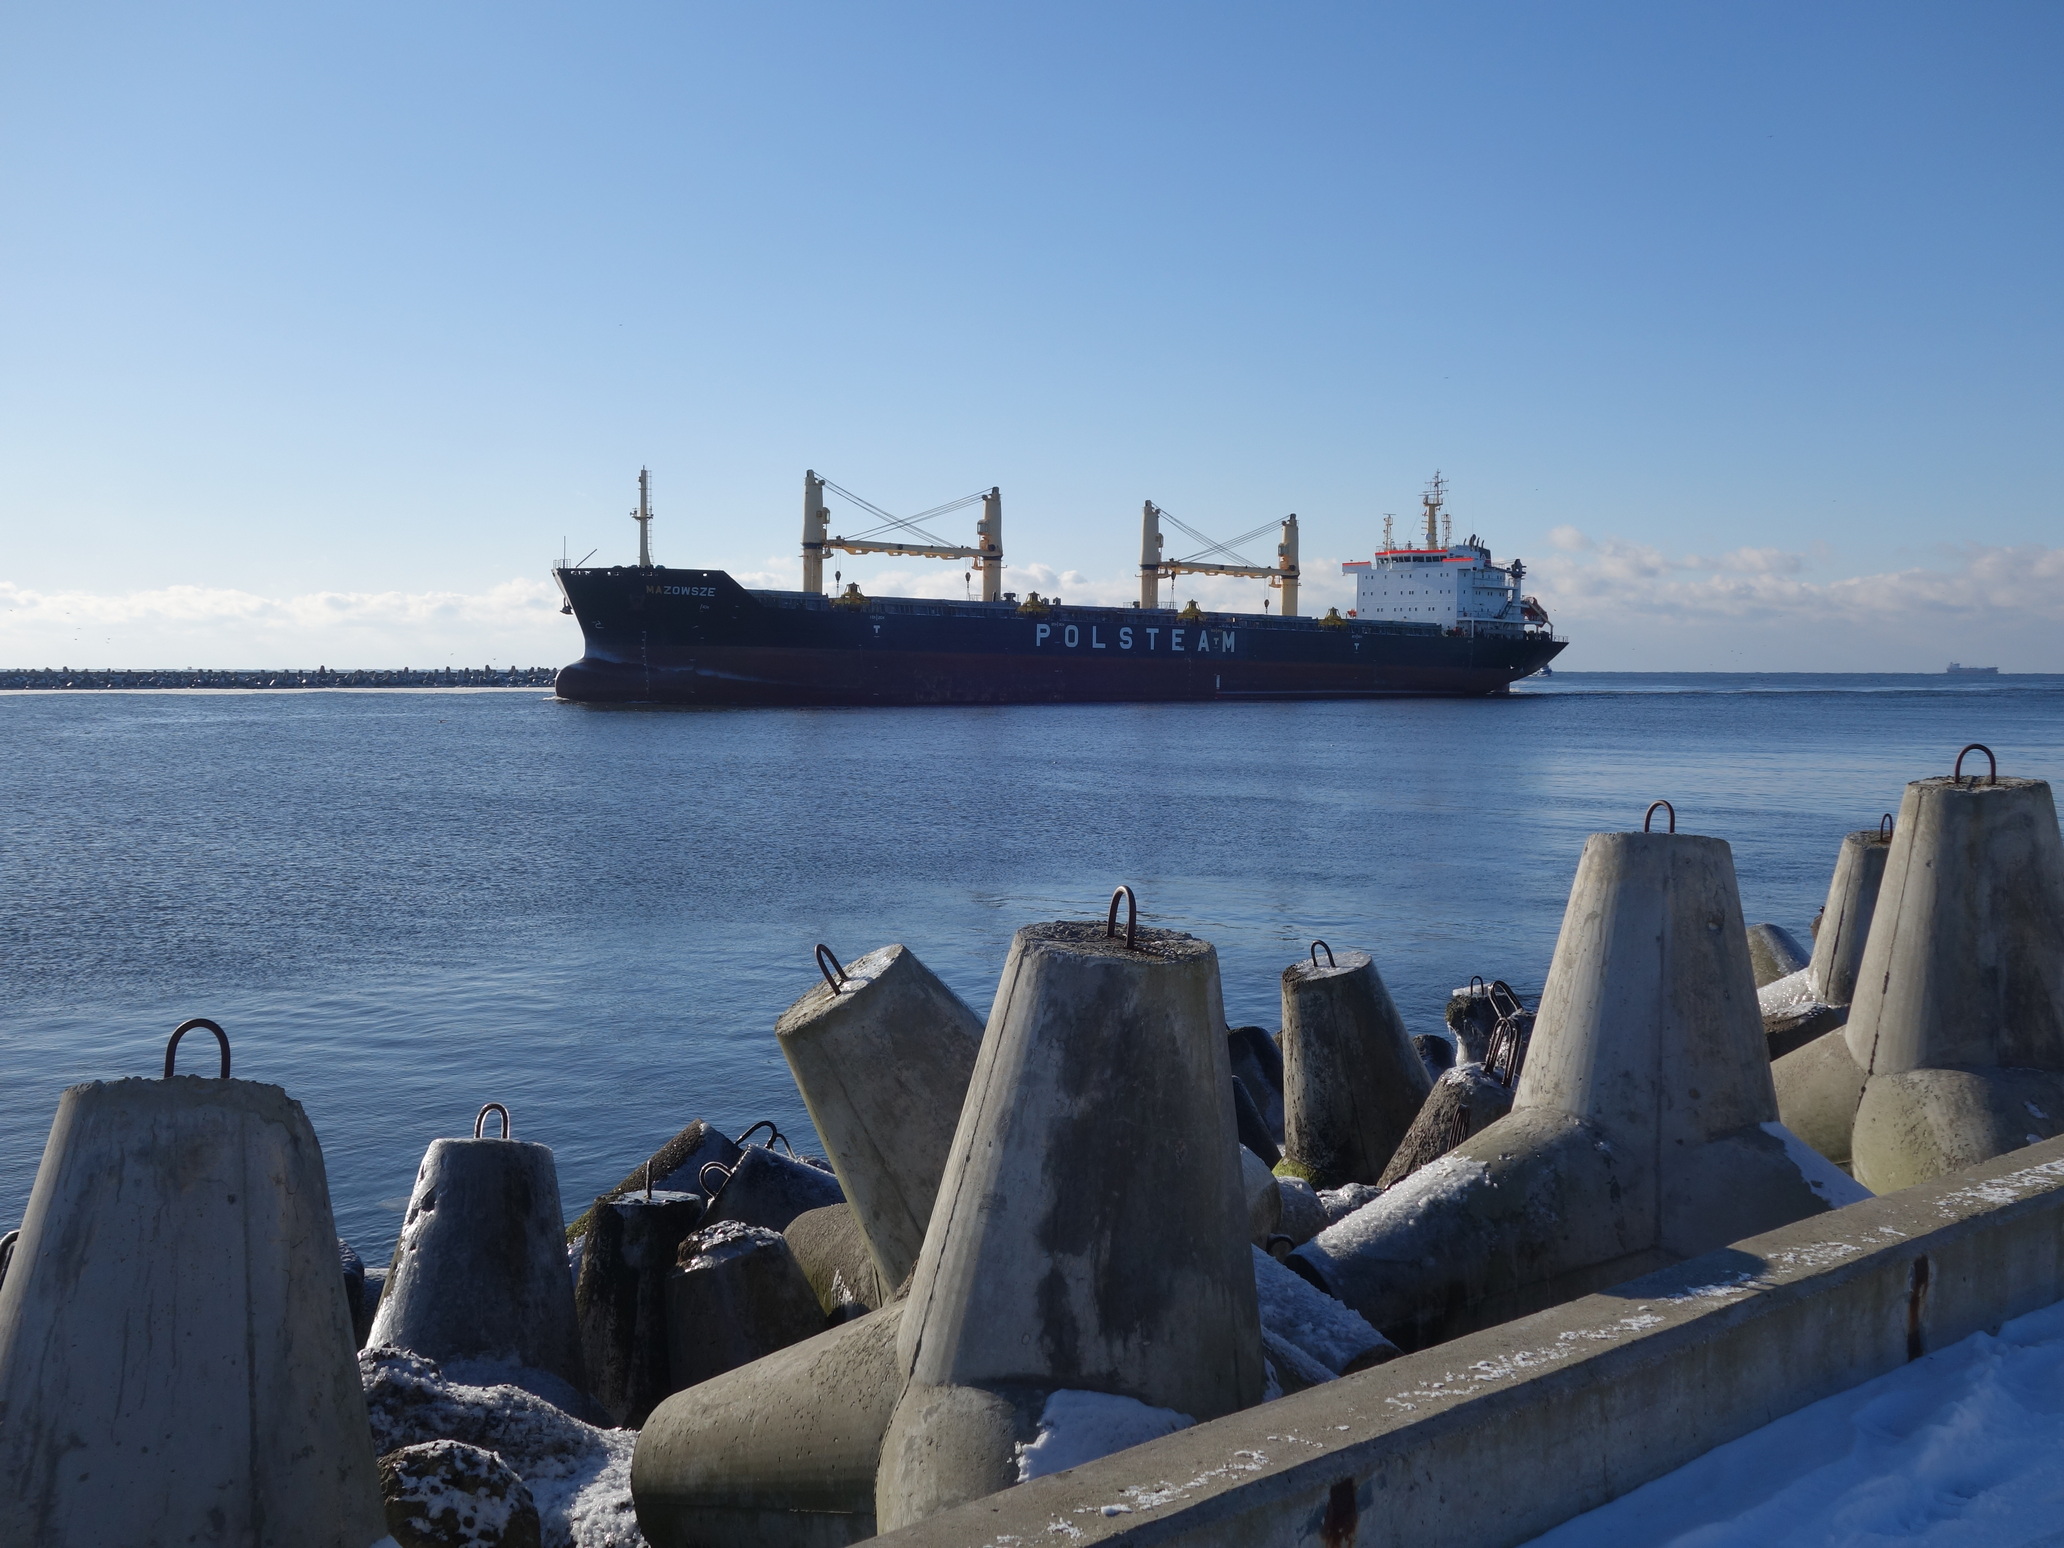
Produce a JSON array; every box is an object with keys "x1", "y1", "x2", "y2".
[
  {"x1": 733, "y1": 1119, "x2": 793, "y2": 1154},
  {"x1": 474, "y1": 1103, "x2": 512, "y2": 1140},
  {"x1": 164, "y1": 1018, "x2": 230, "y2": 1079},
  {"x1": 697, "y1": 1160, "x2": 735, "y2": 1197},
  {"x1": 1106, "y1": 885, "x2": 1139, "y2": 951},
  {"x1": 1953, "y1": 743, "x2": 1998, "y2": 786},
  {"x1": 1879, "y1": 812, "x2": 1895, "y2": 840},
  {"x1": 815, "y1": 944, "x2": 849, "y2": 994},
  {"x1": 1643, "y1": 800, "x2": 1677, "y2": 834},
  {"x1": 1488, "y1": 980, "x2": 1523, "y2": 1021},
  {"x1": 1310, "y1": 940, "x2": 1336, "y2": 969}
]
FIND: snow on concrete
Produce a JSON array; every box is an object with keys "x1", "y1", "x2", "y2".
[
  {"x1": 1317, "y1": 1153, "x2": 1489, "y2": 1255},
  {"x1": 1014, "y1": 1389, "x2": 1195, "y2": 1482},
  {"x1": 1758, "y1": 967, "x2": 1817, "y2": 1017},
  {"x1": 1252, "y1": 1246, "x2": 1391, "y2": 1375},
  {"x1": 678, "y1": 1217, "x2": 782, "y2": 1269},
  {"x1": 1523, "y1": 1297, "x2": 2064, "y2": 1548},
  {"x1": 360, "y1": 1347, "x2": 642, "y2": 1548},
  {"x1": 1317, "y1": 1181, "x2": 1382, "y2": 1224},
  {"x1": 1761, "y1": 1121, "x2": 1874, "y2": 1208}
]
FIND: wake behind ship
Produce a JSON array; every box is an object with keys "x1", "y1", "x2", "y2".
[{"x1": 553, "y1": 470, "x2": 1565, "y2": 707}]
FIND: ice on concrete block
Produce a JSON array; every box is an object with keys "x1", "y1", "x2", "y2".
[
  {"x1": 1760, "y1": 1122, "x2": 1872, "y2": 1208},
  {"x1": 1758, "y1": 967, "x2": 1819, "y2": 1017},
  {"x1": 1253, "y1": 1246, "x2": 1393, "y2": 1375},
  {"x1": 1013, "y1": 1390, "x2": 1195, "y2": 1482}
]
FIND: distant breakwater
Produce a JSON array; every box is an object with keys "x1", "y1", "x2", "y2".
[{"x1": 1, "y1": 667, "x2": 559, "y2": 690}]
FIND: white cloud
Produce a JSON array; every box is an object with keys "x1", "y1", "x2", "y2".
[
  {"x1": 1528, "y1": 536, "x2": 2064, "y2": 670},
  {"x1": 0, "y1": 578, "x2": 571, "y2": 668},
  {"x1": 9, "y1": 540, "x2": 2055, "y2": 672}
]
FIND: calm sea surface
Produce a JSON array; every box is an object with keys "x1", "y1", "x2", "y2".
[{"x1": 4, "y1": 674, "x2": 2061, "y2": 1261}]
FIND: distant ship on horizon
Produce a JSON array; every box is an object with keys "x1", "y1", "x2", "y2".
[{"x1": 1946, "y1": 663, "x2": 2000, "y2": 675}]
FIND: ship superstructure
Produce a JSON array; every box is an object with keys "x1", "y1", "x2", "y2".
[{"x1": 1340, "y1": 474, "x2": 1551, "y2": 634}]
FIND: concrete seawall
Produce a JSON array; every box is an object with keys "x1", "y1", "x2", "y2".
[{"x1": 872, "y1": 1132, "x2": 2064, "y2": 1548}]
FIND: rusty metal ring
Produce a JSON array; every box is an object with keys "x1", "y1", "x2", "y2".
[
  {"x1": 1106, "y1": 885, "x2": 1138, "y2": 951},
  {"x1": 1469, "y1": 974, "x2": 1486, "y2": 996},
  {"x1": 697, "y1": 1160, "x2": 735, "y2": 1197},
  {"x1": 475, "y1": 1103, "x2": 512, "y2": 1140},
  {"x1": 1489, "y1": 979, "x2": 1523, "y2": 1020},
  {"x1": 1953, "y1": 743, "x2": 1997, "y2": 786},
  {"x1": 164, "y1": 1018, "x2": 230, "y2": 1079},
  {"x1": 1310, "y1": 940, "x2": 1336, "y2": 969},
  {"x1": 815, "y1": 944, "x2": 849, "y2": 993},
  {"x1": 733, "y1": 1119, "x2": 793, "y2": 1154},
  {"x1": 1880, "y1": 812, "x2": 1894, "y2": 840},
  {"x1": 1643, "y1": 800, "x2": 1676, "y2": 834}
]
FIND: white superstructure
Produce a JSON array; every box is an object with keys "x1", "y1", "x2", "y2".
[{"x1": 1340, "y1": 474, "x2": 1549, "y2": 634}]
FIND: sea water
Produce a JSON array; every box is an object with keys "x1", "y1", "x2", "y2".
[{"x1": 4, "y1": 674, "x2": 2061, "y2": 1260}]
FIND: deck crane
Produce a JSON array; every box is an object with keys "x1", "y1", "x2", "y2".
[
  {"x1": 801, "y1": 471, "x2": 1003, "y2": 601},
  {"x1": 1139, "y1": 502, "x2": 1300, "y2": 615}
]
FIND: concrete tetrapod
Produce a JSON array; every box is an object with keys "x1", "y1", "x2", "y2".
[
  {"x1": 1226, "y1": 1026, "x2": 1285, "y2": 1145},
  {"x1": 1807, "y1": 826, "x2": 1894, "y2": 1007},
  {"x1": 1292, "y1": 827, "x2": 1865, "y2": 1351},
  {"x1": 700, "y1": 1143, "x2": 846, "y2": 1233},
  {"x1": 1278, "y1": 944, "x2": 1430, "y2": 1188},
  {"x1": 787, "y1": 1202, "x2": 894, "y2": 1317},
  {"x1": 1761, "y1": 826, "x2": 1894, "y2": 1059},
  {"x1": 1745, "y1": 922, "x2": 1810, "y2": 987},
  {"x1": 369, "y1": 1107, "x2": 586, "y2": 1394},
  {"x1": 565, "y1": 1117, "x2": 741, "y2": 1243},
  {"x1": 575, "y1": 1191, "x2": 704, "y2": 1426},
  {"x1": 665, "y1": 1220, "x2": 828, "y2": 1390},
  {"x1": 874, "y1": 916, "x2": 1266, "y2": 1533},
  {"x1": 1785, "y1": 763, "x2": 2064, "y2": 1192},
  {"x1": 775, "y1": 944, "x2": 983, "y2": 1288},
  {"x1": 634, "y1": 1302, "x2": 906, "y2": 1548},
  {"x1": 0, "y1": 1025, "x2": 388, "y2": 1547}
]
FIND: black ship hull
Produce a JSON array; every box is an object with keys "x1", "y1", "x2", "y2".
[{"x1": 553, "y1": 567, "x2": 1566, "y2": 707}]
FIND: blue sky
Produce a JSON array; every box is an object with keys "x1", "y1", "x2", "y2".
[{"x1": 2, "y1": 2, "x2": 2058, "y2": 668}]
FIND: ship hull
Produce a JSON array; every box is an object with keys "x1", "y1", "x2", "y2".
[{"x1": 553, "y1": 567, "x2": 1565, "y2": 707}]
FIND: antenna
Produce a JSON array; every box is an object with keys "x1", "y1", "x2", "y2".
[{"x1": 632, "y1": 468, "x2": 654, "y2": 568}]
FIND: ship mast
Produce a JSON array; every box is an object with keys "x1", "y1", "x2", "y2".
[
  {"x1": 1423, "y1": 471, "x2": 1446, "y2": 549},
  {"x1": 633, "y1": 468, "x2": 654, "y2": 569}
]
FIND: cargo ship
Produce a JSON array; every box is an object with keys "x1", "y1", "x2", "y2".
[{"x1": 553, "y1": 470, "x2": 1565, "y2": 706}]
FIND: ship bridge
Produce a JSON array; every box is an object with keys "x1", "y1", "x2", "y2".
[{"x1": 1339, "y1": 474, "x2": 1551, "y2": 635}]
